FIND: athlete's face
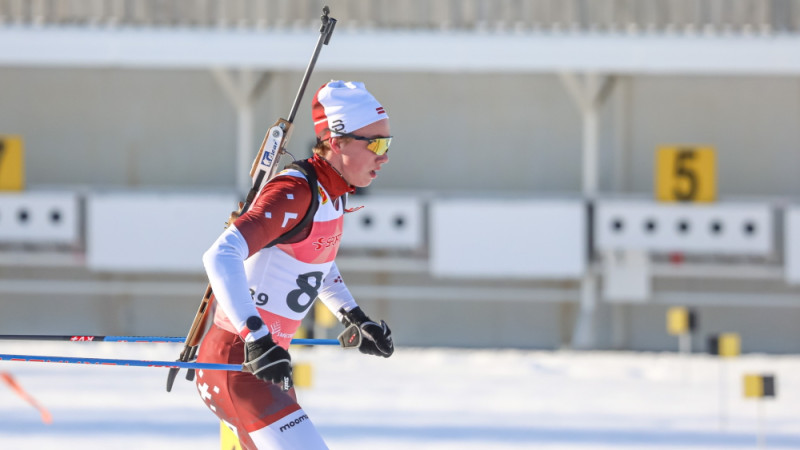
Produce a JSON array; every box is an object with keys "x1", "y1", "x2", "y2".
[{"x1": 329, "y1": 118, "x2": 391, "y2": 188}]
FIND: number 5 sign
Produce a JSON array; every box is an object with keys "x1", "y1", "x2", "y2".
[
  {"x1": 0, "y1": 135, "x2": 25, "y2": 191},
  {"x1": 655, "y1": 145, "x2": 716, "y2": 203}
]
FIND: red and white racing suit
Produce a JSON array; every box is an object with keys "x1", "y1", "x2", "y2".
[{"x1": 195, "y1": 155, "x2": 358, "y2": 450}]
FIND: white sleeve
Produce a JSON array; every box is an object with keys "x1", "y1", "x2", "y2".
[
  {"x1": 202, "y1": 225, "x2": 268, "y2": 341},
  {"x1": 318, "y1": 261, "x2": 359, "y2": 322}
]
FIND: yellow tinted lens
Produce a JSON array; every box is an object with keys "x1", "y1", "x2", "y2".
[{"x1": 366, "y1": 137, "x2": 391, "y2": 155}]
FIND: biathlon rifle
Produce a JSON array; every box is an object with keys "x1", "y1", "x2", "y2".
[{"x1": 165, "y1": 6, "x2": 338, "y2": 392}]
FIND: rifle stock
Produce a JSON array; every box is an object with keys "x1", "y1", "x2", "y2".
[
  {"x1": 168, "y1": 119, "x2": 291, "y2": 388},
  {"x1": 166, "y1": 7, "x2": 336, "y2": 392}
]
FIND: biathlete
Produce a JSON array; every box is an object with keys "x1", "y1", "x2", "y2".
[{"x1": 195, "y1": 80, "x2": 395, "y2": 449}]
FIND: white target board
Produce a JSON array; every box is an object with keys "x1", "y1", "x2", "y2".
[
  {"x1": 430, "y1": 199, "x2": 585, "y2": 279},
  {"x1": 595, "y1": 200, "x2": 772, "y2": 255},
  {"x1": 785, "y1": 207, "x2": 800, "y2": 284},
  {"x1": 87, "y1": 191, "x2": 238, "y2": 272},
  {"x1": 0, "y1": 192, "x2": 80, "y2": 245},
  {"x1": 341, "y1": 196, "x2": 424, "y2": 250}
]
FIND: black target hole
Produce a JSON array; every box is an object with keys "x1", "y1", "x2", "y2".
[{"x1": 744, "y1": 221, "x2": 756, "y2": 235}]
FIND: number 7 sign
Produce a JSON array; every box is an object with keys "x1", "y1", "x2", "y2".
[
  {"x1": 655, "y1": 145, "x2": 716, "y2": 203},
  {"x1": 0, "y1": 135, "x2": 25, "y2": 191}
]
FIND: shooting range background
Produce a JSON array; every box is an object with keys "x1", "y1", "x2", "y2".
[{"x1": 1, "y1": 1, "x2": 800, "y2": 447}]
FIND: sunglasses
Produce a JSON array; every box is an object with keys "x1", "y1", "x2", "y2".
[{"x1": 335, "y1": 133, "x2": 392, "y2": 156}]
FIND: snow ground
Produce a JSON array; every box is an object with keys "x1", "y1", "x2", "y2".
[{"x1": 1, "y1": 342, "x2": 799, "y2": 449}]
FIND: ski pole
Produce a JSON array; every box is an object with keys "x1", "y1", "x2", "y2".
[
  {"x1": 0, "y1": 353, "x2": 244, "y2": 371},
  {"x1": 0, "y1": 335, "x2": 339, "y2": 346},
  {"x1": 0, "y1": 327, "x2": 362, "y2": 371}
]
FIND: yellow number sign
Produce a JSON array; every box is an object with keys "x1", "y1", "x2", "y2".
[
  {"x1": 743, "y1": 374, "x2": 776, "y2": 398},
  {"x1": 666, "y1": 306, "x2": 695, "y2": 336},
  {"x1": 0, "y1": 135, "x2": 25, "y2": 191},
  {"x1": 655, "y1": 146, "x2": 716, "y2": 202}
]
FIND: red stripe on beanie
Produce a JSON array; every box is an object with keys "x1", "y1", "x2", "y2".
[{"x1": 312, "y1": 83, "x2": 329, "y2": 138}]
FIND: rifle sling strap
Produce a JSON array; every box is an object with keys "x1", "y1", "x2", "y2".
[{"x1": 263, "y1": 159, "x2": 320, "y2": 248}]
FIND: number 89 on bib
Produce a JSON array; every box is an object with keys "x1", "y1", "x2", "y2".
[{"x1": 655, "y1": 146, "x2": 716, "y2": 203}]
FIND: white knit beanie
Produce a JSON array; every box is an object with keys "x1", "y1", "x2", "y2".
[{"x1": 312, "y1": 80, "x2": 387, "y2": 139}]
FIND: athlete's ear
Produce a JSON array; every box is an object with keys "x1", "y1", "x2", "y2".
[
  {"x1": 328, "y1": 137, "x2": 342, "y2": 153},
  {"x1": 328, "y1": 136, "x2": 344, "y2": 155}
]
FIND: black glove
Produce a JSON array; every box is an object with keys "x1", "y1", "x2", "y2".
[
  {"x1": 243, "y1": 334, "x2": 293, "y2": 390},
  {"x1": 340, "y1": 307, "x2": 394, "y2": 358}
]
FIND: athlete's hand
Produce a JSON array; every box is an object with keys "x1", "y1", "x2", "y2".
[
  {"x1": 341, "y1": 307, "x2": 394, "y2": 358},
  {"x1": 243, "y1": 334, "x2": 293, "y2": 389}
]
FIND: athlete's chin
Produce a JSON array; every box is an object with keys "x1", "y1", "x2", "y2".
[
  {"x1": 354, "y1": 179, "x2": 374, "y2": 188},
  {"x1": 354, "y1": 173, "x2": 377, "y2": 188}
]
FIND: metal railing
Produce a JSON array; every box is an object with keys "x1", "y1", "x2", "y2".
[{"x1": 0, "y1": 0, "x2": 798, "y2": 34}]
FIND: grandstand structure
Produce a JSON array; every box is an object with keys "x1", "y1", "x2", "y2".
[
  {"x1": 1, "y1": 0, "x2": 799, "y2": 352},
  {"x1": 1, "y1": 1, "x2": 798, "y2": 32}
]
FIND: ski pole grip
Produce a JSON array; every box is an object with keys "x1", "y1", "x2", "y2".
[{"x1": 337, "y1": 324, "x2": 362, "y2": 349}]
